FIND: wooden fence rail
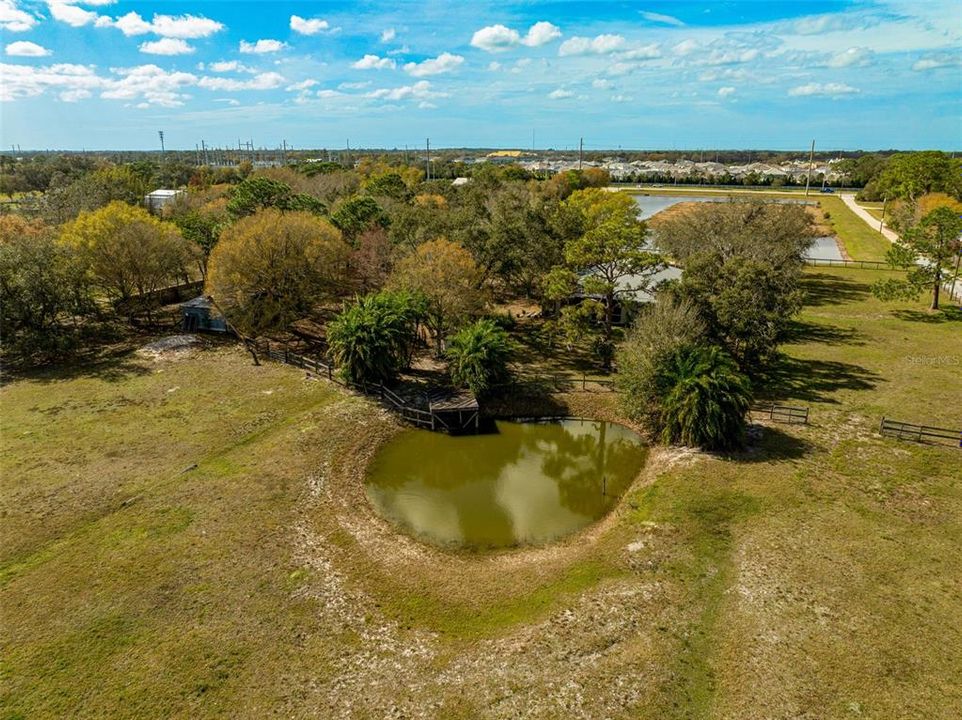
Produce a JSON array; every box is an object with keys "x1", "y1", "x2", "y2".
[
  {"x1": 264, "y1": 345, "x2": 441, "y2": 430},
  {"x1": 752, "y1": 403, "x2": 810, "y2": 424},
  {"x1": 879, "y1": 417, "x2": 961, "y2": 448}
]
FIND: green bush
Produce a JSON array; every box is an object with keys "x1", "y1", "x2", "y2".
[
  {"x1": 653, "y1": 345, "x2": 752, "y2": 451},
  {"x1": 327, "y1": 290, "x2": 424, "y2": 385},
  {"x1": 446, "y1": 318, "x2": 513, "y2": 396}
]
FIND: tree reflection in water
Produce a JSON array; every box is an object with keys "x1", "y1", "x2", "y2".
[{"x1": 365, "y1": 419, "x2": 647, "y2": 549}]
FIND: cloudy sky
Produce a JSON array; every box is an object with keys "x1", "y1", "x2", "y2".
[{"x1": 1, "y1": 0, "x2": 959, "y2": 151}]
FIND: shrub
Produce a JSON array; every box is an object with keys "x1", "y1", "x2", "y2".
[
  {"x1": 616, "y1": 297, "x2": 706, "y2": 428},
  {"x1": 653, "y1": 345, "x2": 752, "y2": 451},
  {"x1": 327, "y1": 290, "x2": 424, "y2": 385},
  {"x1": 446, "y1": 318, "x2": 513, "y2": 396}
]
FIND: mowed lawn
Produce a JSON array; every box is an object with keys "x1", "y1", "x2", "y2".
[{"x1": 2, "y1": 268, "x2": 961, "y2": 719}]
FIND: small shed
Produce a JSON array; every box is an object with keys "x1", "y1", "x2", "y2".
[
  {"x1": 181, "y1": 296, "x2": 228, "y2": 333},
  {"x1": 144, "y1": 188, "x2": 184, "y2": 213}
]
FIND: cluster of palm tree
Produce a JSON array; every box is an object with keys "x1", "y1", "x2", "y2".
[
  {"x1": 326, "y1": 290, "x2": 425, "y2": 385},
  {"x1": 653, "y1": 345, "x2": 752, "y2": 450},
  {"x1": 445, "y1": 319, "x2": 514, "y2": 397}
]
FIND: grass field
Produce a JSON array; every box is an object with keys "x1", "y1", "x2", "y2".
[{"x1": 2, "y1": 268, "x2": 961, "y2": 719}]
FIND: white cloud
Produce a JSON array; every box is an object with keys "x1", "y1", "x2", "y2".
[
  {"x1": 621, "y1": 43, "x2": 661, "y2": 60},
  {"x1": 471, "y1": 21, "x2": 560, "y2": 52},
  {"x1": 548, "y1": 88, "x2": 573, "y2": 99},
  {"x1": 48, "y1": 2, "x2": 99, "y2": 27},
  {"x1": 5, "y1": 40, "x2": 51, "y2": 57},
  {"x1": 338, "y1": 80, "x2": 370, "y2": 89},
  {"x1": 380, "y1": 28, "x2": 395, "y2": 42},
  {"x1": 352, "y1": 54, "x2": 395, "y2": 70},
  {"x1": 109, "y1": 11, "x2": 223, "y2": 38},
  {"x1": 239, "y1": 39, "x2": 287, "y2": 54},
  {"x1": 207, "y1": 60, "x2": 256, "y2": 73},
  {"x1": 487, "y1": 61, "x2": 501, "y2": 71},
  {"x1": 912, "y1": 53, "x2": 962, "y2": 71},
  {"x1": 827, "y1": 46, "x2": 873, "y2": 68},
  {"x1": 522, "y1": 21, "x2": 561, "y2": 47},
  {"x1": 366, "y1": 80, "x2": 443, "y2": 101},
  {"x1": 0, "y1": 0, "x2": 38, "y2": 32},
  {"x1": 1, "y1": 62, "x2": 102, "y2": 102},
  {"x1": 718, "y1": 86, "x2": 736, "y2": 97},
  {"x1": 559, "y1": 34, "x2": 625, "y2": 56},
  {"x1": 672, "y1": 39, "x2": 698, "y2": 55},
  {"x1": 1, "y1": 60, "x2": 283, "y2": 106},
  {"x1": 704, "y1": 48, "x2": 759, "y2": 65},
  {"x1": 316, "y1": 89, "x2": 341, "y2": 98},
  {"x1": 111, "y1": 11, "x2": 151, "y2": 35},
  {"x1": 793, "y1": 14, "x2": 853, "y2": 36},
  {"x1": 139, "y1": 38, "x2": 194, "y2": 55},
  {"x1": 150, "y1": 13, "x2": 223, "y2": 39},
  {"x1": 101, "y1": 64, "x2": 198, "y2": 106},
  {"x1": 592, "y1": 78, "x2": 611, "y2": 89},
  {"x1": 290, "y1": 15, "x2": 330, "y2": 35},
  {"x1": 471, "y1": 24, "x2": 520, "y2": 52},
  {"x1": 197, "y1": 71, "x2": 284, "y2": 91},
  {"x1": 611, "y1": 94, "x2": 633, "y2": 102},
  {"x1": 640, "y1": 11, "x2": 685, "y2": 27},
  {"x1": 60, "y1": 88, "x2": 91, "y2": 102},
  {"x1": 418, "y1": 101, "x2": 436, "y2": 109},
  {"x1": 286, "y1": 79, "x2": 317, "y2": 91},
  {"x1": 788, "y1": 82, "x2": 859, "y2": 97},
  {"x1": 404, "y1": 52, "x2": 464, "y2": 77}
]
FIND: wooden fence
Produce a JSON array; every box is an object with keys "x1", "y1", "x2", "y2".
[
  {"x1": 751, "y1": 403, "x2": 810, "y2": 424},
  {"x1": 879, "y1": 417, "x2": 961, "y2": 448},
  {"x1": 805, "y1": 258, "x2": 900, "y2": 271},
  {"x1": 264, "y1": 346, "x2": 445, "y2": 430}
]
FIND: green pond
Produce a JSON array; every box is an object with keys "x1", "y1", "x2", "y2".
[{"x1": 365, "y1": 418, "x2": 648, "y2": 549}]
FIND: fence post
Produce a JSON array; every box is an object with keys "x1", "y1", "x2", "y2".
[{"x1": 582, "y1": 373, "x2": 586, "y2": 391}]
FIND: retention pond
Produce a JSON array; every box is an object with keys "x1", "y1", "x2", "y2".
[{"x1": 365, "y1": 418, "x2": 647, "y2": 550}]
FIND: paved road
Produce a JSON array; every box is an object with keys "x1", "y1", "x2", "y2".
[{"x1": 840, "y1": 192, "x2": 898, "y2": 243}]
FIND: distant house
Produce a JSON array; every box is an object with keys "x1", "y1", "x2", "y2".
[
  {"x1": 180, "y1": 296, "x2": 229, "y2": 333},
  {"x1": 144, "y1": 189, "x2": 184, "y2": 213},
  {"x1": 451, "y1": 177, "x2": 470, "y2": 186}
]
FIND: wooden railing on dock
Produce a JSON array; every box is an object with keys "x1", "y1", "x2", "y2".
[{"x1": 264, "y1": 345, "x2": 458, "y2": 431}]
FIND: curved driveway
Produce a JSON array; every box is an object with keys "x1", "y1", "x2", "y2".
[{"x1": 840, "y1": 192, "x2": 898, "y2": 243}]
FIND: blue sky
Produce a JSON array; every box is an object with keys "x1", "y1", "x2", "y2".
[{"x1": 1, "y1": 0, "x2": 960, "y2": 151}]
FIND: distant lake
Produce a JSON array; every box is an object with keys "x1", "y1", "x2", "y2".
[
  {"x1": 632, "y1": 194, "x2": 721, "y2": 219},
  {"x1": 632, "y1": 194, "x2": 842, "y2": 261}
]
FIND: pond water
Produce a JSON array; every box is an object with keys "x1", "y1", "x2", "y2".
[
  {"x1": 632, "y1": 193, "x2": 720, "y2": 219},
  {"x1": 632, "y1": 194, "x2": 841, "y2": 260},
  {"x1": 365, "y1": 418, "x2": 648, "y2": 550}
]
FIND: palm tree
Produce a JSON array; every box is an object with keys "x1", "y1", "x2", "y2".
[
  {"x1": 327, "y1": 291, "x2": 424, "y2": 385},
  {"x1": 655, "y1": 345, "x2": 752, "y2": 450},
  {"x1": 446, "y1": 318, "x2": 513, "y2": 396}
]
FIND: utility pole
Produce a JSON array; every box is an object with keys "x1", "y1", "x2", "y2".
[
  {"x1": 804, "y1": 139, "x2": 815, "y2": 198},
  {"x1": 201, "y1": 139, "x2": 208, "y2": 165},
  {"x1": 579, "y1": 137, "x2": 583, "y2": 170},
  {"x1": 426, "y1": 138, "x2": 430, "y2": 181},
  {"x1": 879, "y1": 196, "x2": 888, "y2": 234},
  {"x1": 158, "y1": 130, "x2": 165, "y2": 155}
]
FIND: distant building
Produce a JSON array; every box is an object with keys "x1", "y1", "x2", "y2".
[
  {"x1": 180, "y1": 296, "x2": 229, "y2": 333},
  {"x1": 452, "y1": 177, "x2": 470, "y2": 186},
  {"x1": 144, "y1": 189, "x2": 184, "y2": 213}
]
